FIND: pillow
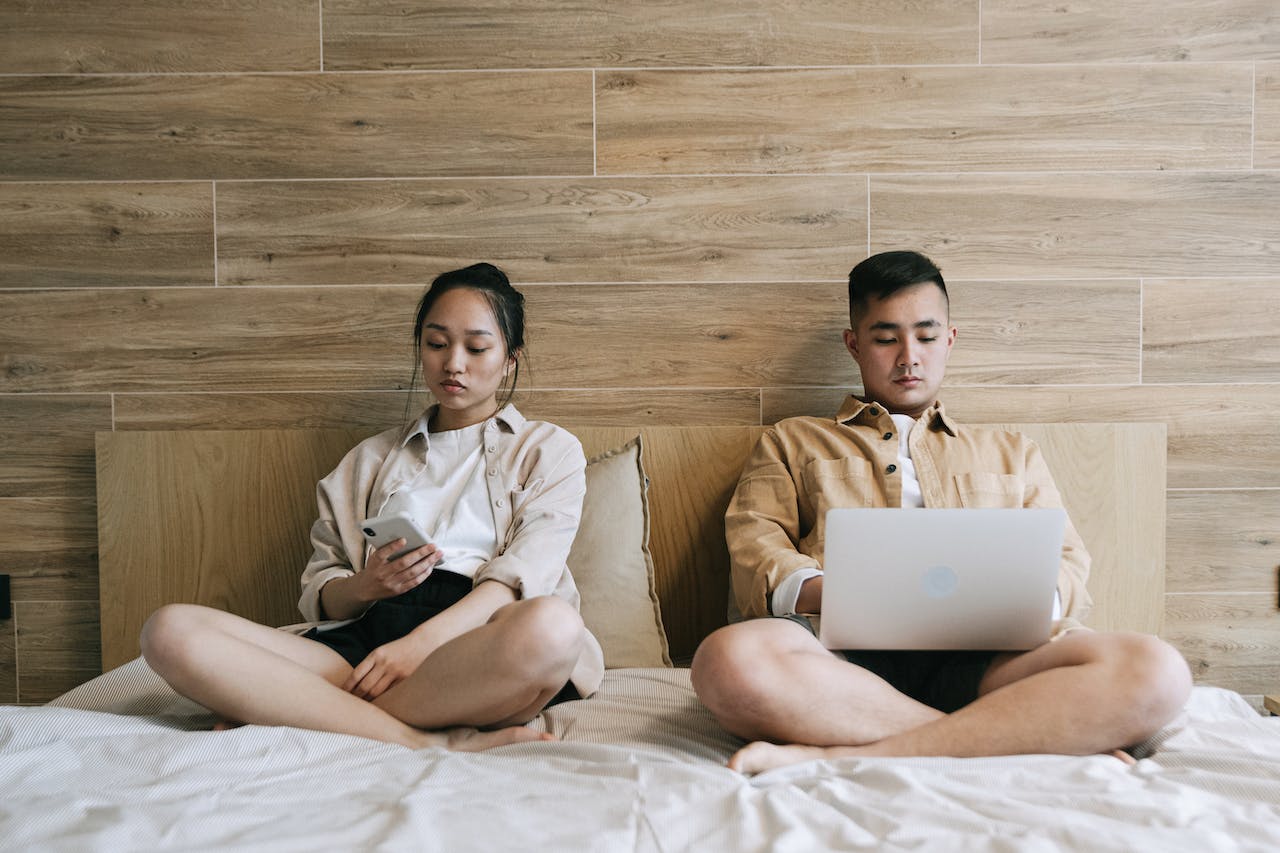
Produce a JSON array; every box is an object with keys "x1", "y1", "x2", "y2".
[{"x1": 568, "y1": 436, "x2": 671, "y2": 668}]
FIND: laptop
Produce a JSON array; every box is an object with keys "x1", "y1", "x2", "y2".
[{"x1": 818, "y1": 508, "x2": 1066, "y2": 651}]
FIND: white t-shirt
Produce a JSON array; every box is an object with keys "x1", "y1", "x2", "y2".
[{"x1": 380, "y1": 421, "x2": 496, "y2": 579}]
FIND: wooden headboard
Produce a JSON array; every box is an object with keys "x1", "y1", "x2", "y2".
[{"x1": 96, "y1": 423, "x2": 1166, "y2": 671}]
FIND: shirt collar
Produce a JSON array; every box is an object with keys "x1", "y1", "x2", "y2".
[
  {"x1": 398, "y1": 402, "x2": 525, "y2": 449},
  {"x1": 834, "y1": 395, "x2": 958, "y2": 436}
]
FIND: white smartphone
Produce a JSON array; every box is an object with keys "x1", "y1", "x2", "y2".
[{"x1": 360, "y1": 513, "x2": 435, "y2": 561}]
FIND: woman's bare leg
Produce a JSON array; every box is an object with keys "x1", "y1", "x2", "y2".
[
  {"x1": 374, "y1": 596, "x2": 587, "y2": 729},
  {"x1": 140, "y1": 603, "x2": 543, "y2": 750}
]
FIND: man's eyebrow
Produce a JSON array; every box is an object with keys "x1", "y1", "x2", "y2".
[
  {"x1": 424, "y1": 322, "x2": 495, "y2": 336},
  {"x1": 868, "y1": 319, "x2": 943, "y2": 331}
]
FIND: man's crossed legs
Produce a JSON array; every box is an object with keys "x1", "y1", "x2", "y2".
[{"x1": 691, "y1": 617, "x2": 1192, "y2": 774}]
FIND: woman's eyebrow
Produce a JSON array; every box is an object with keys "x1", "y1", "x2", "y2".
[{"x1": 424, "y1": 322, "x2": 495, "y2": 336}]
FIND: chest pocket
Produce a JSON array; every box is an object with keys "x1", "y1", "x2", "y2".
[
  {"x1": 954, "y1": 472, "x2": 1024, "y2": 509},
  {"x1": 801, "y1": 456, "x2": 877, "y2": 517}
]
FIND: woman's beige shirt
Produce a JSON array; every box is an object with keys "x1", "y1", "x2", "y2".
[{"x1": 298, "y1": 404, "x2": 604, "y2": 696}]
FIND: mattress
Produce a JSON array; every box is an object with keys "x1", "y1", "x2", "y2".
[{"x1": 2, "y1": 661, "x2": 1278, "y2": 851}]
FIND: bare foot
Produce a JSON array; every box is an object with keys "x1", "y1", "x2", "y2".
[{"x1": 729, "y1": 741, "x2": 847, "y2": 774}]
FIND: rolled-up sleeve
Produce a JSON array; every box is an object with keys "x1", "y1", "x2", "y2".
[
  {"x1": 725, "y1": 430, "x2": 821, "y2": 619},
  {"x1": 474, "y1": 439, "x2": 587, "y2": 599}
]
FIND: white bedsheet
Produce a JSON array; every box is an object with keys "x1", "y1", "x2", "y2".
[{"x1": 2, "y1": 664, "x2": 1278, "y2": 851}]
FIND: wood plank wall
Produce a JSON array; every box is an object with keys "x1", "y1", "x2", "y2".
[{"x1": 0, "y1": 1, "x2": 1277, "y2": 703}]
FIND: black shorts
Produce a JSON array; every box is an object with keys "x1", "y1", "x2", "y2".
[
  {"x1": 304, "y1": 570, "x2": 580, "y2": 706},
  {"x1": 781, "y1": 614, "x2": 997, "y2": 714}
]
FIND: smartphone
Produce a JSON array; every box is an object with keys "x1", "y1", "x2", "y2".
[{"x1": 360, "y1": 513, "x2": 435, "y2": 561}]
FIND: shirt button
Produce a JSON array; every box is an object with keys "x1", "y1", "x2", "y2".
[
  {"x1": 486, "y1": 445, "x2": 496, "y2": 452},
  {"x1": 495, "y1": 498, "x2": 505, "y2": 507},
  {"x1": 886, "y1": 464, "x2": 897, "y2": 474},
  {"x1": 869, "y1": 408, "x2": 880, "y2": 416},
  {"x1": 883, "y1": 432, "x2": 893, "y2": 441},
  {"x1": 488, "y1": 468, "x2": 497, "y2": 477}
]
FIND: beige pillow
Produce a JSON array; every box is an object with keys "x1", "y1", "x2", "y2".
[{"x1": 568, "y1": 436, "x2": 672, "y2": 668}]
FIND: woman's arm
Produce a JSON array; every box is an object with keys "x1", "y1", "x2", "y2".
[
  {"x1": 472, "y1": 433, "x2": 587, "y2": 599},
  {"x1": 319, "y1": 539, "x2": 444, "y2": 621},
  {"x1": 343, "y1": 579, "x2": 516, "y2": 699}
]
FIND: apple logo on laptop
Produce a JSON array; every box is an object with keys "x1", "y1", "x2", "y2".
[{"x1": 922, "y1": 565, "x2": 959, "y2": 599}]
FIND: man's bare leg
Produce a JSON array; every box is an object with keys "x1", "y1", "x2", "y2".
[
  {"x1": 720, "y1": 630, "x2": 1191, "y2": 774},
  {"x1": 692, "y1": 619, "x2": 946, "y2": 746}
]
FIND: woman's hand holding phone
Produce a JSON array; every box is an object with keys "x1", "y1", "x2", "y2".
[
  {"x1": 356, "y1": 514, "x2": 443, "y2": 602},
  {"x1": 357, "y1": 538, "x2": 442, "y2": 601}
]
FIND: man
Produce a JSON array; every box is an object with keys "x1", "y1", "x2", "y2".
[{"x1": 691, "y1": 250, "x2": 1191, "y2": 774}]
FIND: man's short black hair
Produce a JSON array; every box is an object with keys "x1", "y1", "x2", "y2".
[{"x1": 848, "y1": 251, "x2": 948, "y2": 327}]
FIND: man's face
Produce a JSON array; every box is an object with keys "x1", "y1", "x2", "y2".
[{"x1": 843, "y1": 281, "x2": 956, "y2": 418}]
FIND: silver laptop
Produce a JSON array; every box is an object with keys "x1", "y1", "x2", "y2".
[{"x1": 818, "y1": 508, "x2": 1066, "y2": 651}]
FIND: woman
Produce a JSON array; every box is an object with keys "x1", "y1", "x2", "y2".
[{"x1": 142, "y1": 263, "x2": 603, "y2": 751}]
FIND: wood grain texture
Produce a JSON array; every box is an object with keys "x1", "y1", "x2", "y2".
[
  {"x1": 983, "y1": 1, "x2": 1280, "y2": 63},
  {"x1": 761, "y1": 384, "x2": 1280, "y2": 490},
  {"x1": 215, "y1": 177, "x2": 866, "y2": 285},
  {"x1": 1143, "y1": 279, "x2": 1280, "y2": 384},
  {"x1": 871, "y1": 172, "x2": 1280, "y2": 279},
  {"x1": 0, "y1": 497, "x2": 98, "y2": 600},
  {"x1": 0, "y1": 287, "x2": 422, "y2": 394},
  {"x1": 0, "y1": 182, "x2": 213, "y2": 288},
  {"x1": 946, "y1": 280, "x2": 1140, "y2": 385},
  {"x1": 0, "y1": 395, "x2": 113, "y2": 498},
  {"x1": 112, "y1": 389, "x2": 765, "y2": 430},
  {"x1": 114, "y1": 392, "x2": 432, "y2": 431},
  {"x1": 13, "y1": 600, "x2": 101, "y2": 703},
  {"x1": 596, "y1": 65, "x2": 1251, "y2": 173},
  {"x1": 527, "y1": 283, "x2": 852, "y2": 388},
  {"x1": 1164, "y1": 593, "x2": 1280, "y2": 694},
  {"x1": 322, "y1": 0, "x2": 977, "y2": 70},
  {"x1": 96, "y1": 429, "x2": 368, "y2": 670},
  {"x1": 2, "y1": 283, "x2": 844, "y2": 392},
  {"x1": 1167, "y1": 491, "x2": 1280, "y2": 595},
  {"x1": 947, "y1": 386, "x2": 1280, "y2": 492},
  {"x1": 23, "y1": 277, "x2": 1137, "y2": 394},
  {"x1": 0, "y1": 72, "x2": 593, "y2": 181},
  {"x1": 512, "y1": 390, "x2": 764, "y2": 426},
  {"x1": 0, "y1": 0, "x2": 319, "y2": 73},
  {"x1": 1254, "y1": 63, "x2": 1280, "y2": 168}
]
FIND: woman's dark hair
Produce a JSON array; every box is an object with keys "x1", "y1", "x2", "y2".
[
  {"x1": 408, "y1": 262, "x2": 526, "y2": 413},
  {"x1": 847, "y1": 250, "x2": 947, "y2": 327}
]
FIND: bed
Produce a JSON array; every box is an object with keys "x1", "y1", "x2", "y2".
[{"x1": 3, "y1": 422, "x2": 1278, "y2": 851}]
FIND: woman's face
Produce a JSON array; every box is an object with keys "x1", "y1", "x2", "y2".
[{"x1": 418, "y1": 287, "x2": 514, "y2": 431}]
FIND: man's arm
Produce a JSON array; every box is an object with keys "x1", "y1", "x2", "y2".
[{"x1": 725, "y1": 429, "x2": 822, "y2": 618}]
